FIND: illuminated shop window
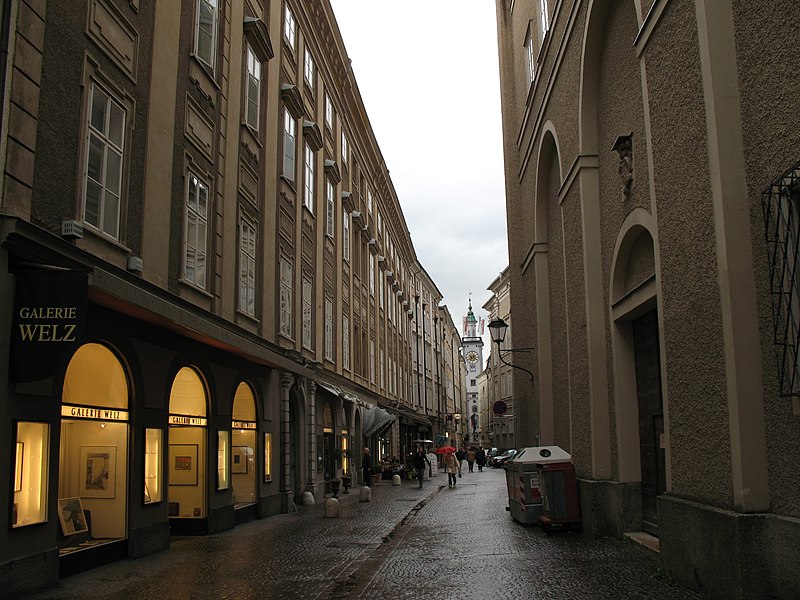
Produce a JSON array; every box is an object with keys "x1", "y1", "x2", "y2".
[
  {"x1": 263, "y1": 432, "x2": 272, "y2": 483},
  {"x1": 13, "y1": 422, "x2": 50, "y2": 528},
  {"x1": 144, "y1": 428, "x2": 162, "y2": 504},
  {"x1": 232, "y1": 382, "x2": 257, "y2": 505},
  {"x1": 217, "y1": 430, "x2": 229, "y2": 490}
]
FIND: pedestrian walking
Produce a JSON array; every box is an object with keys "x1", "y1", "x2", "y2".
[
  {"x1": 361, "y1": 447, "x2": 372, "y2": 487},
  {"x1": 476, "y1": 447, "x2": 486, "y2": 471},
  {"x1": 413, "y1": 447, "x2": 430, "y2": 489},
  {"x1": 466, "y1": 447, "x2": 476, "y2": 472},
  {"x1": 456, "y1": 446, "x2": 466, "y2": 478},
  {"x1": 443, "y1": 450, "x2": 459, "y2": 487}
]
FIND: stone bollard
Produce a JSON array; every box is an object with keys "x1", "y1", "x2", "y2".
[
  {"x1": 323, "y1": 497, "x2": 340, "y2": 518},
  {"x1": 392, "y1": 474, "x2": 401, "y2": 486},
  {"x1": 359, "y1": 485, "x2": 372, "y2": 502},
  {"x1": 301, "y1": 491, "x2": 315, "y2": 506}
]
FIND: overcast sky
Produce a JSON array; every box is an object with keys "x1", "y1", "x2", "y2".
[{"x1": 329, "y1": 1, "x2": 509, "y2": 342}]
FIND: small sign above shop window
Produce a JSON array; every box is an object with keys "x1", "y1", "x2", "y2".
[
  {"x1": 169, "y1": 415, "x2": 208, "y2": 426},
  {"x1": 232, "y1": 420, "x2": 256, "y2": 429},
  {"x1": 62, "y1": 405, "x2": 129, "y2": 421}
]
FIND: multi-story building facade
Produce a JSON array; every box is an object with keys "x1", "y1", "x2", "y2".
[
  {"x1": 0, "y1": 0, "x2": 450, "y2": 594},
  {"x1": 460, "y1": 300, "x2": 484, "y2": 446},
  {"x1": 438, "y1": 304, "x2": 466, "y2": 448},
  {"x1": 483, "y1": 268, "x2": 515, "y2": 450},
  {"x1": 495, "y1": 1, "x2": 800, "y2": 598}
]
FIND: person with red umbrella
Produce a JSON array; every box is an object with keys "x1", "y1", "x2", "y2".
[{"x1": 438, "y1": 446, "x2": 459, "y2": 487}]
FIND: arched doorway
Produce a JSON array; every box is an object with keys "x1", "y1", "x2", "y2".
[
  {"x1": 231, "y1": 382, "x2": 257, "y2": 517},
  {"x1": 168, "y1": 367, "x2": 208, "y2": 531},
  {"x1": 59, "y1": 343, "x2": 129, "y2": 559}
]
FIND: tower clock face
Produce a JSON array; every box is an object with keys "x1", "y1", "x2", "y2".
[{"x1": 466, "y1": 351, "x2": 479, "y2": 364}]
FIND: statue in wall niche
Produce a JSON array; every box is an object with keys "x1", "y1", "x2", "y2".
[{"x1": 612, "y1": 133, "x2": 634, "y2": 200}]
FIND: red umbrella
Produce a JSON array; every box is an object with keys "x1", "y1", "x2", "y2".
[{"x1": 434, "y1": 446, "x2": 457, "y2": 454}]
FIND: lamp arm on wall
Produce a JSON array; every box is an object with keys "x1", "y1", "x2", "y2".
[{"x1": 496, "y1": 348, "x2": 534, "y2": 383}]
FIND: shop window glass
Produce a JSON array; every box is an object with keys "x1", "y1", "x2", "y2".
[
  {"x1": 264, "y1": 432, "x2": 272, "y2": 483},
  {"x1": 232, "y1": 383, "x2": 257, "y2": 506},
  {"x1": 217, "y1": 430, "x2": 229, "y2": 490},
  {"x1": 13, "y1": 421, "x2": 50, "y2": 528},
  {"x1": 144, "y1": 428, "x2": 162, "y2": 504},
  {"x1": 62, "y1": 343, "x2": 128, "y2": 408}
]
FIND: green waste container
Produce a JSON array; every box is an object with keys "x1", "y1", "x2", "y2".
[{"x1": 505, "y1": 446, "x2": 572, "y2": 525}]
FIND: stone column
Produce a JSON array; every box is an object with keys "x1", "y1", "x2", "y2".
[
  {"x1": 279, "y1": 371, "x2": 294, "y2": 513},
  {"x1": 305, "y1": 379, "x2": 318, "y2": 497}
]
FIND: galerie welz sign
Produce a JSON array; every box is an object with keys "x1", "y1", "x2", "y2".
[{"x1": 10, "y1": 269, "x2": 88, "y2": 383}]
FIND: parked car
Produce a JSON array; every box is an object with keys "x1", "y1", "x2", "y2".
[{"x1": 491, "y1": 448, "x2": 517, "y2": 468}]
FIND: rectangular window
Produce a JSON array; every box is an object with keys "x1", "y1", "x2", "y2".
[
  {"x1": 195, "y1": 0, "x2": 218, "y2": 70},
  {"x1": 239, "y1": 214, "x2": 257, "y2": 316},
  {"x1": 326, "y1": 180, "x2": 335, "y2": 237},
  {"x1": 343, "y1": 314, "x2": 350, "y2": 370},
  {"x1": 380, "y1": 348, "x2": 385, "y2": 389},
  {"x1": 13, "y1": 421, "x2": 49, "y2": 528},
  {"x1": 304, "y1": 48, "x2": 315, "y2": 91},
  {"x1": 144, "y1": 428, "x2": 162, "y2": 504},
  {"x1": 264, "y1": 432, "x2": 272, "y2": 482},
  {"x1": 284, "y1": 4, "x2": 296, "y2": 51},
  {"x1": 245, "y1": 44, "x2": 260, "y2": 130},
  {"x1": 279, "y1": 257, "x2": 293, "y2": 338},
  {"x1": 341, "y1": 131, "x2": 349, "y2": 166},
  {"x1": 184, "y1": 171, "x2": 209, "y2": 289},
  {"x1": 369, "y1": 255, "x2": 375, "y2": 297},
  {"x1": 84, "y1": 81, "x2": 125, "y2": 239},
  {"x1": 367, "y1": 188, "x2": 373, "y2": 214},
  {"x1": 324, "y1": 92, "x2": 334, "y2": 130},
  {"x1": 304, "y1": 144, "x2": 315, "y2": 213},
  {"x1": 283, "y1": 108, "x2": 296, "y2": 181},
  {"x1": 539, "y1": 0, "x2": 550, "y2": 43},
  {"x1": 302, "y1": 275, "x2": 312, "y2": 349},
  {"x1": 525, "y1": 26, "x2": 535, "y2": 83},
  {"x1": 369, "y1": 339, "x2": 375, "y2": 383},
  {"x1": 343, "y1": 210, "x2": 351, "y2": 262},
  {"x1": 325, "y1": 296, "x2": 333, "y2": 361},
  {"x1": 379, "y1": 270, "x2": 384, "y2": 310}
]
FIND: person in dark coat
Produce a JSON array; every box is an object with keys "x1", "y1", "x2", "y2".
[
  {"x1": 456, "y1": 447, "x2": 466, "y2": 478},
  {"x1": 476, "y1": 447, "x2": 487, "y2": 471},
  {"x1": 361, "y1": 447, "x2": 372, "y2": 487},
  {"x1": 413, "y1": 447, "x2": 430, "y2": 489}
]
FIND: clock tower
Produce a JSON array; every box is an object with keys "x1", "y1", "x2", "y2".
[{"x1": 461, "y1": 297, "x2": 484, "y2": 444}]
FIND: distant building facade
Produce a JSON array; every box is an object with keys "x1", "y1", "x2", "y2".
[
  {"x1": 0, "y1": 0, "x2": 452, "y2": 594},
  {"x1": 483, "y1": 268, "x2": 515, "y2": 450},
  {"x1": 495, "y1": 1, "x2": 800, "y2": 598}
]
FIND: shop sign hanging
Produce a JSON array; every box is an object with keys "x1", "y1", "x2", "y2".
[
  {"x1": 232, "y1": 420, "x2": 256, "y2": 429},
  {"x1": 61, "y1": 405, "x2": 129, "y2": 421},
  {"x1": 169, "y1": 415, "x2": 208, "y2": 426},
  {"x1": 10, "y1": 269, "x2": 88, "y2": 383}
]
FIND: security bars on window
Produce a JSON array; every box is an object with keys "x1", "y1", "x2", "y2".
[{"x1": 763, "y1": 162, "x2": 800, "y2": 396}]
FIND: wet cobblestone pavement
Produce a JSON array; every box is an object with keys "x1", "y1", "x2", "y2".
[{"x1": 19, "y1": 469, "x2": 701, "y2": 600}]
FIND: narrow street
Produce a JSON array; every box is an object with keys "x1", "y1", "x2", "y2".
[{"x1": 21, "y1": 467, "x2": 700, "y2": 600}]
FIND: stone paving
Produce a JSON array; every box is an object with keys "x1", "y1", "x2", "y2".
[{"x1": 18, "y1": 468, "x2": 702, "y2": 600}]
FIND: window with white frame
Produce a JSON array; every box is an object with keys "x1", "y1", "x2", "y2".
[
  {"x1": 367, "y1": 188, "x2": 373, "y2": 214},
  {"x1": 326, "y1": 180, "x2": 335, "y2": 237},
  {"x1": 84, "y1": 81, "x2": 126, "y2": 240},
  {"x1": 369, "y1": 255, "x2": 375, "y2": 297},
  {"x1": 343, "y1": 209, "x2": 350, "y2": 262},
  {"x1": 279, "y1": 257, "x2": 293, "y2": 337},
  {"x1": 343, "y1": 314, "x2": 350, "y2": 370},
  {"x1": 325, "y1": 296, "x2": 333, "y2": 361},
  {"x1": 379, "y1": 271, "x2": 384, "y2": 310},
  {"x1": 525, "y1": 25, "x2": 535, "y2": 83},
  {"x1": 539, "y1": 0, "x2": 550, "y2": 44},
  {"x1": 184, "y1": 171, "x2": 209, "y2": 289},
  {"x1": 302, "y1": 275, "x2": 312, "y2": 349},
  {"x1": 341, "y1": 131, "x2": 349, "y2": 166},
  {"x1": 284, "y1": 3, "x2": 296, "y2": 51},
  {"x1": 369, "y1": 339, "x2": 375, "y2": 383},
  {"x1": 380, "y1": 348, "x2": 385, "y2": 389},
  {"x1": 245, "y1": 44, "x2": 260, "y2": 130},
  {"x1": 304, "y1": 144, "x2": 315, "y2": 212},
  {"x1": 195, "y1": 0, "x2": 218, "y2": 70},
  {"x1": 324, "y1": 92, "x2": 334, "y2": 130},
  {"x1": 283, "y1": 108, "x2": 296, "y2": 181},
  {"x1": 239, "y1": 213, "x2": 257, "y2": 316},
  {"x1": 304, "y1": 48, "x2": 315, "y2": 91}
]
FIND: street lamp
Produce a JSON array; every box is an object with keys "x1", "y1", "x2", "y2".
[{"x1": 487, "y1": 318, "x2": 534, "y2": 382}]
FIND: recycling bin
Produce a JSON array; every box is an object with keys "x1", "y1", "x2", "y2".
[
  {"x1": 538, "y1": 456, "x2": 581, "y2": 533},
  {"x1": 505, "y1": 446, "x2": 572, "y2": 525}
]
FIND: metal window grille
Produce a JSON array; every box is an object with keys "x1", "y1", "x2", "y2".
[{"x1": 762, "y1": 162, "x2": 800, "y2": 396}]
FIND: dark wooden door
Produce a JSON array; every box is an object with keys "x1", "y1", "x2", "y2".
[{"x1": 633, "y1": 310, "x2": 667, "y2": 536}]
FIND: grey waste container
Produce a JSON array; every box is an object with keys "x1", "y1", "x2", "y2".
[{"x1": 505, "y1": 446, "x2": 572, "y2": 525}]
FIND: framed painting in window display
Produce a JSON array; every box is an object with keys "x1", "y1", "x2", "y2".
[
  {"x1": 57, "y1": 497, "x2": 89, "y2": 536},
  {"x1": 79, "y1": 445, "x2": 116, "y2": 499},
  {"x1": 169, "y1": 444, "x2": 198, "y2": 485},
  {"x1": 232, "y1": 446, "x2": 249, "y2": 474}
]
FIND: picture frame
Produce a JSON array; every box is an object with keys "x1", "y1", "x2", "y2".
[
  {"x1": 169, "y1": 444, "x2": 198, "y2": 486},
  {"x1": 14, "y1": 442, "x2": 23, "y2": 492},
  {"x1": 79, "y1": 446, "x2": 116, "y2": 499},
  {"x1": 57, "y1": 497, "x2": 89, "y2": 536},
  {"x1": 232, "y1": 446, "x2": 249, "y2": 474}
]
